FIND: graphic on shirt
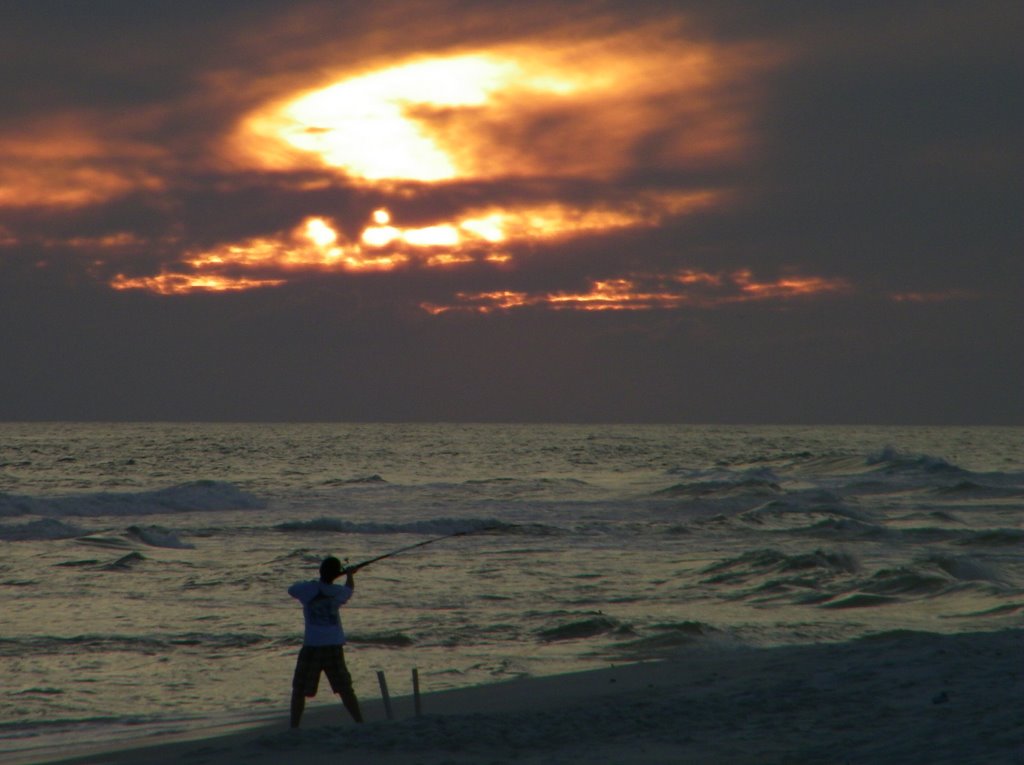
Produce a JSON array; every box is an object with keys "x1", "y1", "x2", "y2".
[{"x1": 308, "y1": 591, "x2": 338, "y2": 627}]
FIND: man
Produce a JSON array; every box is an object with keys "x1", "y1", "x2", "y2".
[{"x1": 288, "y1": 556, "x2": 364, "y2": 727}]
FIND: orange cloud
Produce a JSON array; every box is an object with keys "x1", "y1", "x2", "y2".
[
  {"x1": 421, "y1": 270, "x2": 851, "y2": 314},
  {"x1": 889, "y1": 290, "x2": 978, "y2": 303},
  {"x1": 141, "y1": 23, "x2": 782, "y2": 304},
  {"x1": 109, "y1": 273, "x2": 287, "y2": 295},
  {"x1": 17, "y1": 14, "x2": 848, "y2": 319},
  {"x1": 110, "y1": 216, "x2": 408, "y2": 295},
  {"x1": 0, "y1": 117, "x2": 165, "y2": 208},
  {"x1": 106, "y1": 191, "x2": 721, "y2": 295},
  {"x1": 6, "y1": 17, "x2": 794, "y2": 316},
  {"x1": 732, "y1": 271, "x2": 851, "y2": 300}
]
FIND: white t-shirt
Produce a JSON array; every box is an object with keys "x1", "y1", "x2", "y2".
[{"x1": 288, "y1": 579, "x2": 353, "y2": 646}]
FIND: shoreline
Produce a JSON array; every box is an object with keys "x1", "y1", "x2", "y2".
[{"x1": 12, "y1": 627, "x2": 1022, "y2": 765}]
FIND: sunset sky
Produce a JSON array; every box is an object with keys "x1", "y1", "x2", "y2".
[{"x1": 1, "y1": 0, "x2": 1020, "y2": 423}]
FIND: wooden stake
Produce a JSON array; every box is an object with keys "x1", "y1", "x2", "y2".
[
  {"x1": 412, "y1": 668, "x2": 422, "y2": 717},
  {"x1": 377, "y1": 670, "x2": 394, "y2": 720}
]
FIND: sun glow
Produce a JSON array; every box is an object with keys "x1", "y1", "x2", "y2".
[
  {"x1": 284, "y1": 54, "x2": 526, "y2": 181},
  {"x1": 231, "y1": 31, "x2": 770, "y2": 183},
  {"x1": 239, "y1": 53, "x2": 533, "y2": 181},
  {"x1": 302, "y1": 217, "x2": 338, "y2": 248}
]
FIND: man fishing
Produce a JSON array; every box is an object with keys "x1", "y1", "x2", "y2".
[
  {"x1": 287, "y1": 528, "x2": 491, "y2": 727},
  {"x1": 288, "y1": 556, "x2": 364, "y2": 727}
]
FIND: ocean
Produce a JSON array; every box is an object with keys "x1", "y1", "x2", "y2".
[{"x1": 1, "y1": 423, "x2": 1022, "y2": 760}]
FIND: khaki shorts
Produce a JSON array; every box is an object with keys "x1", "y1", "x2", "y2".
[{"x1": 292, "y1": 645, "x2": 354, "y2": 698}]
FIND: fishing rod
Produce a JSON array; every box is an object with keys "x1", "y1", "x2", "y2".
[{"x1": 342, "y1": 525, "x2": 499, "y2": 573}]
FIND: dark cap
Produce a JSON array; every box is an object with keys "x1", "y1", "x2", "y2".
[{"x1": 319, "y1": 556, "x2": 343, "y2": 580}]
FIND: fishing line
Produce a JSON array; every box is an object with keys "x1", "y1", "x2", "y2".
[{"x1": 342, "y1": 525, "x2": 500, "y2": 573}]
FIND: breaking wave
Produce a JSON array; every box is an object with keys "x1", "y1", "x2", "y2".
[
  {"x1": 610, "y1": 621, "x2": 719, "y2": 659},
  {"x1": 0, "y1": 481, "x2": 263, "y2": 518},
  {"x1": 735, "y1": 495, "x2": 865, "y2": 529},
  {"x1": 865, "y1": 447, "x2": 965, "y2": 475},
  {"x1": 0, "y1": 519, "x2": 196, "y2": 548},
  {"x1": 701, "y1": 548, "x2": 860, "y2": 585},
  {"x1": 101, "y1": 552, "x2": 147, "y2": 571},
  {"x1": 536, "y1": 615, "x2": 633, "y2": 642},
  {"x1": 696, "y1": 547, "x2": 1019, "y2": 609},
  {"x1": 811, "y1": 553, "x2": 1016, "y2": 609}
]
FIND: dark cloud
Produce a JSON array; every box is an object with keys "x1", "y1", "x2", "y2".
[
  {"x1": 0, "y1": 0, "x2": 1020, "y2": 423},
  {"x1": 2, "y1": 267, "x2": 1017, "y2": 423}
]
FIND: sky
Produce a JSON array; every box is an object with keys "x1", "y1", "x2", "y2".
[{"x1": 1, "y1": 0, "x2": 1020, "y2": 424}]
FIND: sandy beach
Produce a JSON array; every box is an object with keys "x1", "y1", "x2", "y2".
[{"x1": 13, "y1": 628, "x2": 1021, "y2": 765}]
